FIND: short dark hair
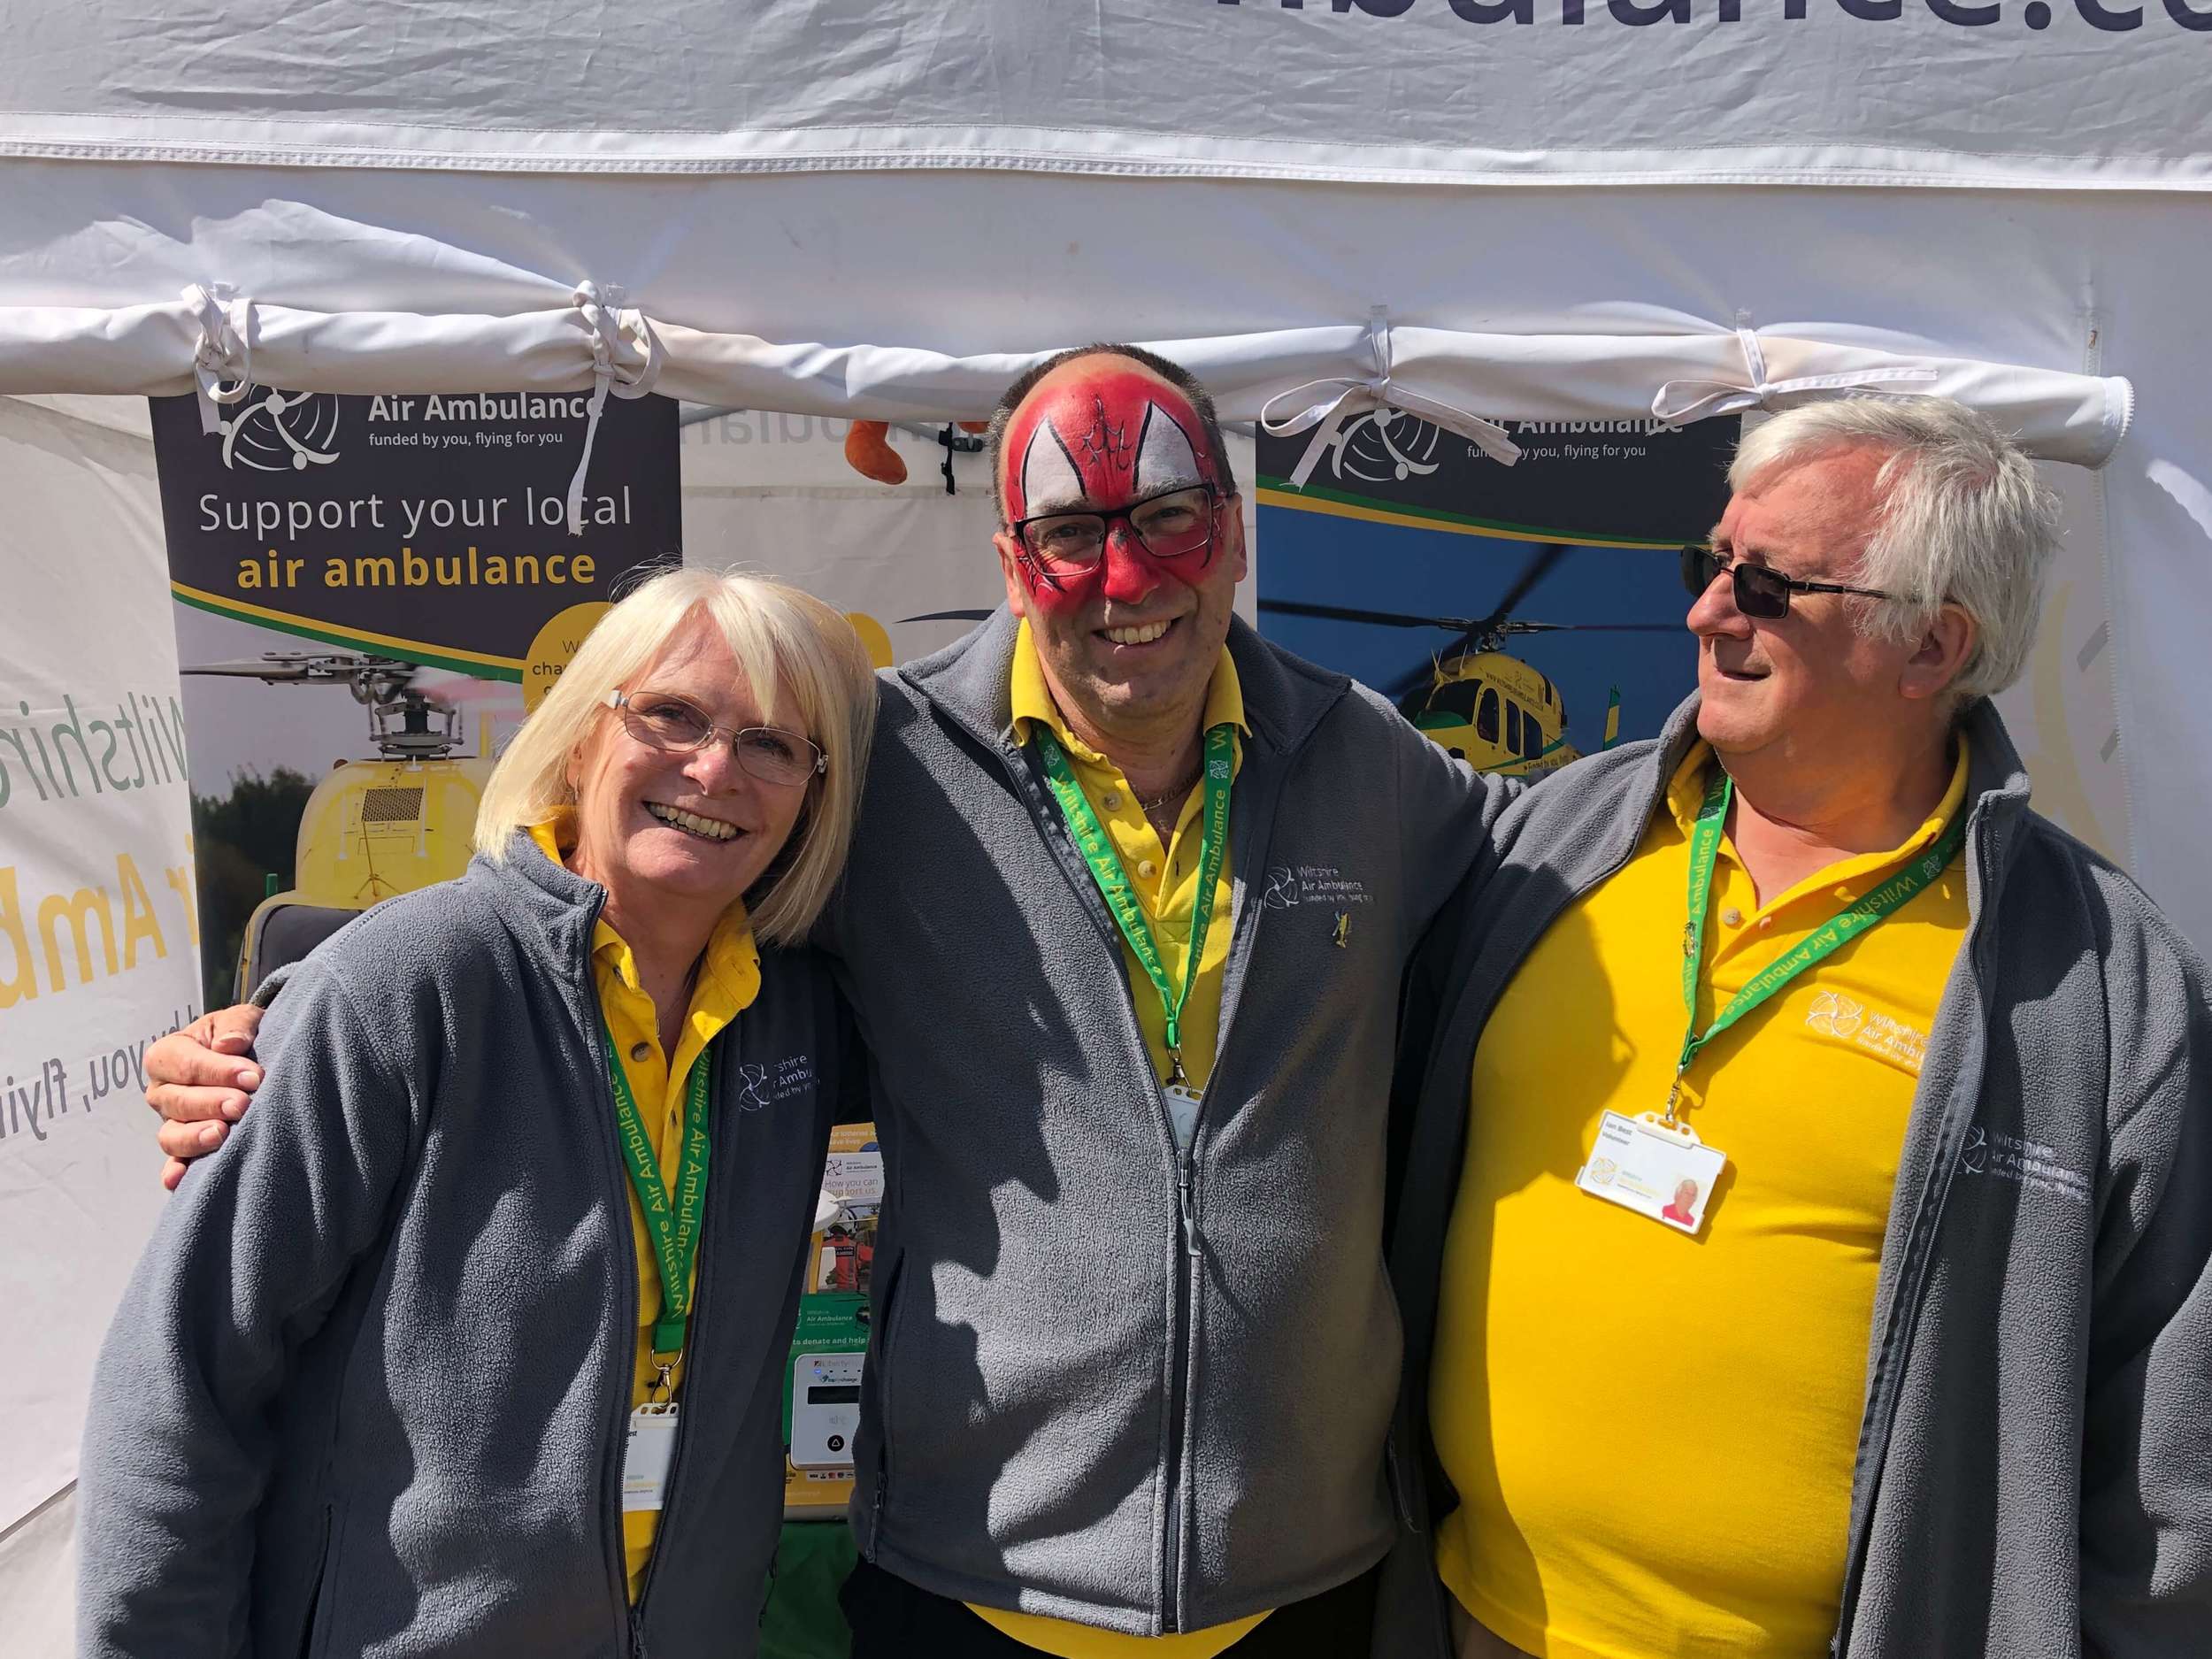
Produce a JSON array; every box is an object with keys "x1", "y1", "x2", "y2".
[{"x1": 985, "y1": 343, "x2": 1240, "y2": 527}]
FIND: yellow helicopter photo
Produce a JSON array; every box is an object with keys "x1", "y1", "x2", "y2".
[
  {"x1": 1260, "y1": 542, "x2": 1669, "y2": 777},
  {"x1": 180, "y1": 651, "x2": 495, "y2": 997}
]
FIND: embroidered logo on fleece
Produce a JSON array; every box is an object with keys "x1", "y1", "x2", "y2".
[
  {"x1": 1262, "y1": 863, "x2": 1373, "y2": 911},
  {"x1": 1956, "y1": 1125, "x2": 2092, "y2": 1208},
  {"x1": 734, "y1": 1054, "x2": 816, "y2": 1112}
]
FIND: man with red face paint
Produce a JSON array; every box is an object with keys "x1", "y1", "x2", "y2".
[
  {"x1": 142, "y1": 345, "x2": 1517, "y2": 1657},
  {"x1": 818, "y1": 345, "x2": 1512, "y2": 1659}
]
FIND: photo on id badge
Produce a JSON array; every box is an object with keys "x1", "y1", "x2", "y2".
[{"x1": 1576, "y1": 1110, "x2": 1727, "y2": 1236}]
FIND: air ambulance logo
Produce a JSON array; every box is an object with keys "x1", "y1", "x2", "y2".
[
  {"x1": 1807, "y1": 991, "x2": 1867, "y2": 1040},
  {"x1": 1324, "y1": 408, "x2": 1440, "y2": 485},
  {"x1": 207, "y1": 383, "x2": 343, "y2": 472}
]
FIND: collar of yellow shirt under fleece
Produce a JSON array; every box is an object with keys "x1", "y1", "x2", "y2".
[
  {"x1": 1662, "y1": 735, "x2": 1972, "y2": 910},
  {"x1": 1008, "y1": 617, "x2": 1249, "y2": 758},
  {"x1": 525, "y1": 815, "x2": 762, "y2": 1029}
]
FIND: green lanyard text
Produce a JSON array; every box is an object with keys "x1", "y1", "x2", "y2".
[
  {"x1": 602, "y1": 1025, "x2": 713, "y2": 1363},
  {"x1": 1035, "y1": 723, "x2": 1235, "y2": 1087}
]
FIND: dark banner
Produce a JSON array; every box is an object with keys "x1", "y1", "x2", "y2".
[
  {"x1": 150, "y1": 388, "x2": 680, "y2": 682},
  {"x1": 1256, "y1": 412, "x2": 1731, "y2": 548},
  {"x1": 148, "y1": 388, "x2": 680, "y2": 1002},
  {"x1": 1256, "y1": 411, "x2": 1737, "y2": 778}
]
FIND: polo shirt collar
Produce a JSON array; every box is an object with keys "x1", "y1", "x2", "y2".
[
  {"x1": 1007, "y1": 617, "x2": 1249, "y2": 758},
  {"x1": 1663, "y1": 735, "x2": 1976, "y2": 901},
  {"x1": 526, "y1": 814, "x2": 762, "y2": 1006},
  {"x1": 901, "y1": 605, "x2": 1340, "y2": 763}
]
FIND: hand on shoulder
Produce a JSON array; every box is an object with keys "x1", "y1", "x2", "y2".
[{"x1": 145, "y1": 1003, "x2": 265, "y2": 1189}]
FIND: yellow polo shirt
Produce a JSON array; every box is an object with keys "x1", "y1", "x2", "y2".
[
  {"x1": 527, "y1": 818, "x2": 764, "y2": 1604},
  {"x1": 1431, "y1": 741, "x2": 1970, "y2": 1659},
  {"x1": 970, "y1": 622, "x2": 1264, "y2": 1658}
]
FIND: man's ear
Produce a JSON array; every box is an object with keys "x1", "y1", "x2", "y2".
[
  {"x1": 1900, "y1": 601, "x2": 1977, "y2": 703},
  {"x1": 993, "y1": 529, "x2": 1031, "y2": 619},
  {"x1": 1217, "y1": 494, "x2": 1249, "y2": 585}
]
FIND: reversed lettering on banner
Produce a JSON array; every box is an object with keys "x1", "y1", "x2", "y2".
[{"x1": 1212, "y1": 0, "x2": 2204, "y2": 39}]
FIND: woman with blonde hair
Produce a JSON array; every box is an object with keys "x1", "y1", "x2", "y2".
[{"x1": 78, "y1": 568, "x2": 875, "y2": 1658}]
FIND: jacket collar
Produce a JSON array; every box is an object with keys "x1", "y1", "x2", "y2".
[
  {"x1": 899, "y1": 604, "x2": 1348, "y2": 761},
  {"x1": 463, "y1": 828, "x2": 610, "y2": 967}
]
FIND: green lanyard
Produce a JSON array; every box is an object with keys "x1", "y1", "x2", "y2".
[
  {"x1": 601, "y1": 1023, "x2": 713, "y2": 1367},
  {"x1": 1668, "y1": 766, "x2": 1968, "y2": 1119},
  {"x1": 1034, "y1": 723, "x2": 1236, "y2": 1087}
]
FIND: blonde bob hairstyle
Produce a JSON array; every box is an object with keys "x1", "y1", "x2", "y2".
[{"x1": 472, "y1": 566, "x2": 877, "y2": 947}]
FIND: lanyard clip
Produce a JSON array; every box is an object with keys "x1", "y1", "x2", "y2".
[{"x1": 650, "y1": 1361, "x2": 675, "y2": 1404}]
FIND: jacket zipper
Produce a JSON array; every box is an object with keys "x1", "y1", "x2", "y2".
[
  {"x1": 1159, "y1": 1152, "x2": 1205, "y2": 1631},
  {"x1": 570, "y1": 904, "x2": 646, "y2": 1659},
  {"x1": 566, "y1": 911, "x2": 646, "y2": 1659},
  {"x1": 1000, "y1": 736, "x2": 1225, "y2": 1634},
  {"x1": 1156, "y1": 757, "x2": 1293, "y2": 1632},
  {"x1": 1827, "y1": 808, "x2": 2006, "y2": 1658},
  {"x1": 628, "y1": 1041, "x2": 726, "y2": 1657},
  {"x1": 1153, "y1": 776, "x2": 1277, "y2": 1632}
]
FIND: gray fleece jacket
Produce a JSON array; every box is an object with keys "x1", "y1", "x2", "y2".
[
  {"x1": 77, "y1": 835, "x2": 853, "y2": 1659},
  {"x1": 1375, "y1": 695, "x2": 2212, "y2": 1658},
  {"x1": 818, "y1": 609, "x2": 1513, "y2": 1635}
]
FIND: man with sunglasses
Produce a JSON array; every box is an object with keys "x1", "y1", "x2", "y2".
[
  {"x1": 142, "y1": 345, "x2": 1517, "y2": 1657},
  {"x1": 1378, "y1": 396, "x2": 2212, "y2": 1659}
]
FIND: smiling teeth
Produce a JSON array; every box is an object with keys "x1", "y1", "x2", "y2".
[
  {"x1": 1105, "y1": 621, "x2": 1171, "y2": 645},
  {"x1": 647, "y1": 803, "x2": 740, "y2": 841}
]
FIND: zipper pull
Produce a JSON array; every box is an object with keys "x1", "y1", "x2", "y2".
[{"x1": 1177, "y1": 1163, "x2": 1202, "y2": 1258}]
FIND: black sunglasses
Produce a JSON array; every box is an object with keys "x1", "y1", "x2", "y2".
[{"x1": 1678, "y1": 544, "x2": 1898, "y2": 620}]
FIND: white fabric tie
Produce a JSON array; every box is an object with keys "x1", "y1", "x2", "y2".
[
  {"x1": 1259, "y1": 310, "x2": 1521, "y2": 487},
  {"x1": 1651, "y1": 318, "x2": 1941, "y2": 427},
  {"x1": 184, "y1": 283, "x2": 255, "y2": 435},
  {"x1": 566, "y1": 281, "x2": 664, "y2": 535}
]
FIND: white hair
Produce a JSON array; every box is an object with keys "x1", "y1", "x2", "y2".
[
  {"x1": 1729, "y1": 396, "x2": 2062, "y2": 701},
  {"x1": 472, "y1": 565, "x2": 878, "y2": 947}
]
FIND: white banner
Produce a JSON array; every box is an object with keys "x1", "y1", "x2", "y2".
[
  {"x1": 1, "y1": 0, "x2": 2206, "y2": 189},
  {"x1": 0, "y1": 396, "x2": 196, "y2": 1565}
]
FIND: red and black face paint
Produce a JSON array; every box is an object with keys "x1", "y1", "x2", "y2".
[{"x1": 1002, "y1": 365, "x2": 1221, "y2": 614}]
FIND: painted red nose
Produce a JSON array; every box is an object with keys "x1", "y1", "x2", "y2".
[{"x1": 1100, "y1": 523, "x2": 1161, "y2": 605}]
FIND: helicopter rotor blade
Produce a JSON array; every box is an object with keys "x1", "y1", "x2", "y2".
[
  {"x1": 1256, "y1": 598, "x2": 1483, "y2": 633},
  {"x1": 898, "y1": 610, "x2": 995, "y2": 625},
  {"x1": 1492, "y1": 620, "x2": 1683, "y2": 636},
  {"x1": 180, "y1": 662, "x2": 324, "y2": 681},
  {"x1": 1471, "y1": 541, "x2": 1571, "y2": 637}
]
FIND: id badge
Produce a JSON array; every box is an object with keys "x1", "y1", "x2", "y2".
[
  {"x1": 1576, "y1": 1110, "x2": 1728, "y2": 1236},
  {"x1": 622, "y1": 1402, "x2": 680, "y2": 1512},
  {"x1": 1164, "y1": 1082, "x2": 1203, "y2": 1152}
]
